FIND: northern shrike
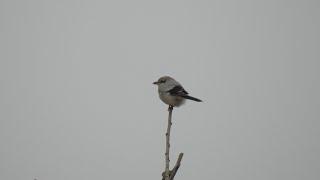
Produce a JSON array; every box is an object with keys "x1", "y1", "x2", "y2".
[{"x1": 153, "y1": 76, "x2": 202, "y2": 107}]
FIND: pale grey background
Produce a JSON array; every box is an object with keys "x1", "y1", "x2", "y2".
[{"x1": 1, "y1": 0, "x2": 319, "y2": 180}]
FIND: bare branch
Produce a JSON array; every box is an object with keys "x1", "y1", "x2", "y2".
[
  {"x1": 169, "y1": 153, "x2": 184, "y2": 180},
  {"x1": 164, "y1": 105, "x2": 173, "y2": 180},
  {"x1": 162, "y1": 105, "x2": 184, "y2": 180}
]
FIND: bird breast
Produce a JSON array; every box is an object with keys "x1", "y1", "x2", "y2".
[{"x1": 159, "y1": 92, "x2": 185, "y2": 107}]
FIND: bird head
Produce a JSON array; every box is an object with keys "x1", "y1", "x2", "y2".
[{"x1": 153, "y1": 76, "x2": 173, "y2": 85}]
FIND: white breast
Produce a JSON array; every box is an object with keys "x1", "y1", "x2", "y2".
[{"x1": 159, "y1": 92, "x2": 185, "y2": 107}]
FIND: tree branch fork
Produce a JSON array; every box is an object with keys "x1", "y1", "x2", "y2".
[{"x1": 162, "y1": 105, "x2": 184, "y2": 180}]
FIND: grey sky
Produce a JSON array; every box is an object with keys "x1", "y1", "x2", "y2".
[{"x1": 1, "y1": 0, "x2": 319, "y2": 180}]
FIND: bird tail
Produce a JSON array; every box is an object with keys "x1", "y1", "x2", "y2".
[{"x1": 181, "y1": 95, "x2": 202, "y2": 102}]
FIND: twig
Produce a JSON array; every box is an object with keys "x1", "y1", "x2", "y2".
[
  {"x1": 162, "y1": 105, "x2": 184, "y2": 180},
  {"x1": 169, "y1": 153, "x2": 184, "y2": 180},
  {"x1": 164, "y1": 105, "x2": 173, "y2": 180}
]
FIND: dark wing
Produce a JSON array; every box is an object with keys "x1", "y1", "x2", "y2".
[
  {"x1": 167, "y1": 85, "x2": 202, "y2": 102},
  {"x1": 167, "y1": 85, "x2": 188, "y2": 96}
]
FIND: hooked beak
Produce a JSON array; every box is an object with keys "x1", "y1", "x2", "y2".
[{"x1": 153, "y1": 81, "x2": 159, "y2": 85}]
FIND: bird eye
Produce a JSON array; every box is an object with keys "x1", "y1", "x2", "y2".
[{"x1": 160, "y1": 80, "x2": 166, "y2": 83}]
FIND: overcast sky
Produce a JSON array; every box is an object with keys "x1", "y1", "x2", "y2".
[{"x1": 1, "y1": 0, "x2": 320, "y2": 180}]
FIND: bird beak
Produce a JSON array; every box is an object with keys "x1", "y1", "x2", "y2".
[{"x1": 153, "y1": 81, "x2": 159, "y2": 85}]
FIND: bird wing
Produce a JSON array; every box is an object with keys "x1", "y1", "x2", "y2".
[{"x1": 167, "y1": 85, "x2": 188, "y2": 96}]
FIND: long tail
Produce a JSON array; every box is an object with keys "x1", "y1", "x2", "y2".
[{"x1": 180, "y1": 95, "x2": 202, "y2": 102}]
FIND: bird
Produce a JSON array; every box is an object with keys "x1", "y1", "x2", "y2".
[{"x1": 153, "y1": 76, "x2": 202, "y2": 107}]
